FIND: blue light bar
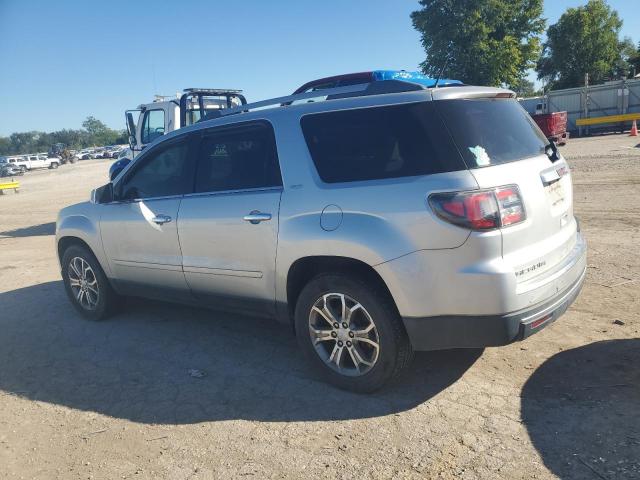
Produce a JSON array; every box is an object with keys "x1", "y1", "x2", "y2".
[{"x1": 371, "y1": 70, "x2": 462, "y2": 88}]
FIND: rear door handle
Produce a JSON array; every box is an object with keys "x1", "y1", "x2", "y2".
[
  {"x1": 243, "y1": 211, "x2": 272, "y2": 224},
  {"x1": 151, "y1": 214, "x2": 172, "y2": 225}
]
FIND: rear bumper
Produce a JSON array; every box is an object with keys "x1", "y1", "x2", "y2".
[{"x1": 402, "y1": 262, "x2": 586, "y2": 351}]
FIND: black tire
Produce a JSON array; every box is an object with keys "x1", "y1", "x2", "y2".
[
  {"x1": 295, "y1": 273, "x2": 413, "y2": 393},
  {"x1": 61, "y1": 244, "x2": 118, "y2": 321},
  {"x1": 50, "y1": 162, "x2": 59, "y2": 169},
  {"x1": 20, "y1": 166, "x2": 27, "y2": 173}
]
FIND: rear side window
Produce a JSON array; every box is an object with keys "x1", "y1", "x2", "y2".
[
  {"x1": 195, "y1": 122, "x2": 282, "y2": 193},
  {"x1": 436, "y1": 99, "x2": 548, "y2": 167},
  {"x1": 300, "y1": 102, "x2": 465, "y2": 183}
]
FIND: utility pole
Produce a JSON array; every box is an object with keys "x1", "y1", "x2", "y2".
[{"x1": 581, "y1": 73, "x2": 590, "y2": 136}]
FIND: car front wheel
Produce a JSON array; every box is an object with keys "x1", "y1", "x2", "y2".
[
  {"x1": 295, "y1": 273, "x2": 413, "y2": 393},
  {"x1": 61, "y1": 244, "x2": 117, "y2": 320}
]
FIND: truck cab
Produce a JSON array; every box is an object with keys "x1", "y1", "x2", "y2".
[{"x1": 124, "y1": 88, "x2": 246, "y2": 161}]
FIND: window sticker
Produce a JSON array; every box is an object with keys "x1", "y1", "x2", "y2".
[{"x1": 468, "y1": 145, "x2": 491, "y2": 166}]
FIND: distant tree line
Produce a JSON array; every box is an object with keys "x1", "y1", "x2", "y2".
[
  {"x1": 412, "y1": 0, "x2": 640, "y2": 96},
  {"x1": 0, "y1": 116, "x2": 128, "y2": 156}
]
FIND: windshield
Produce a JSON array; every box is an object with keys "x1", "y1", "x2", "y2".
[{"x1": 436, "y1": 99, "x2": 548, "y2": 168}]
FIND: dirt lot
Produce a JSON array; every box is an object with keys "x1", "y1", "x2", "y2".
[{"x1": 0, "y1": 135, "x2": 639, "y2": 480}]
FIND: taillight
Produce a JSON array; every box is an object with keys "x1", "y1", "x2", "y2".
[
  {"x1": 495, "y1": 186, "x2": 525, "y2": 226},
  {"x1": 429, "y1": 185, "x2": 526, "y2": 231}
]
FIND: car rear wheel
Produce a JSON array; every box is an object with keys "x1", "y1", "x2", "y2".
[
  {"x1": 50, "y1": 162, "x2": 59, "y2": 169},
  {"x1": 61, "y1": 244, "x2": 117, "y2": 321},
  {"x1": 295, "y1": 273, "x2": 413, "y2": 393}
]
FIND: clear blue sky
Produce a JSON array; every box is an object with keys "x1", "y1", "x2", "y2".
[{"x1": 0, "y1": 0, "x2": 638, "y2": 136}]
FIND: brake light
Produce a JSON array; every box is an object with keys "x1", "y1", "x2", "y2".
[
  {"x1": 495, "y1": 186, "x2": 525, "y2": 226},
  {"x1": 429, "y1": 185, "x2": 526, "y2": 231}
]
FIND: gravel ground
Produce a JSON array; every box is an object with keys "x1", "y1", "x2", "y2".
[{"x1": 0, "y1": 135, "x2": 638, "y2": 479}]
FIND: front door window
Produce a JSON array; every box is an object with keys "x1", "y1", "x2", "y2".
[{"x1": 141, "y1": 110, "x2": 165, "y2": 144}]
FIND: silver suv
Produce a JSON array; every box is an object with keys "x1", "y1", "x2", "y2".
[{"x1": 56, "y1": 80, "x2": 587, "y2": 392}]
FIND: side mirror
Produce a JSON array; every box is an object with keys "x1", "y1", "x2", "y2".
[
  {"x1": 109, "y1": 158, "x2": 131, "y2": 181},
  {"x1": 126, "y1": 112, "x2": 137, "y2": 147},
  {"x1": 92, "y1": 183, "x2": 114, "y2": 204}
]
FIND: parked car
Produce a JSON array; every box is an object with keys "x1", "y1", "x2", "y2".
[
  {"x1": 56, "y1": 76, "x2": 586, "y2": 392},
  {"x1": 9, "y1": 154, "x2": 60, "y2": 171},
  {"x1": 109, "y1": 147, "x2": 125, "y2": 158},
  {"x1": 75, "y1": 150, "x2": 92, "y2": 160},
  {"x1": 0, "y1": 163, "x2": 24, "y2": 177},
  {"x1": 292, "y1": 70, "x2": 462, "y2": 95},
  {"x1": 0, "y1": 156, "x2": 25, "y2": 172}
]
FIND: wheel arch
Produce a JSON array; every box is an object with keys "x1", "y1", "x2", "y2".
[
  {"x1": 57, "y1": 235, "x2": 112, "y2": 281},
  {"x1": 57, "y1": 236, "x2": 94, "y2": 264},
  {"x1": 284, "y1": 256, "x2": 399, "y2": 327}
]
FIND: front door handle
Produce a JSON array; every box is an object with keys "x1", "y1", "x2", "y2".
[
  {"x1": 151, "y1": 214, "x2": 172, "y2": 225},
  {"x1": 243, "y1": 211, "x2": 272, "y2": 224}
]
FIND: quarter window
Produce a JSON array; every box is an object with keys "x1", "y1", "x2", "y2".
[
  {"x1": 195, "y1": 123, "x2": 282, "y2": 193},
  {"x1": 300, "y1": 102, "x2": 465, "y2": 183},
  {"x1": 141, "y1": 110, "x2": 166, "y2": 144},
  {"x1": 118, "y1": 140, "x2": 190, "y2": 200}
]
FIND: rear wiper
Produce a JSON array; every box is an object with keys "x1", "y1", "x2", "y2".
[{"x1": 545, "y1": 140, "x2": 560, "y2": 162}]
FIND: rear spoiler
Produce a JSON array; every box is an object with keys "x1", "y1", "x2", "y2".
[{"x1": 430, "y1": 87, "x2": 515, "y2": 101}]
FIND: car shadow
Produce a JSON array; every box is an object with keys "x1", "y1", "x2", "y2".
[
  {"x1": 0, "y1": 281, "x2": 482, "y2": 424},
  {"x1": 0, "y1": 222, "x2": 56, "y2": 238},
  {"x1": 521, "y1": 339, "x2": 640, "y2": 479}
]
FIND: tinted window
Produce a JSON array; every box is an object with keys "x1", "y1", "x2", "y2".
[
  {"x1": 119, "y1": 140, "x2": 190, "y2": 200},
  {"x1": 300, "y1": 102, "x2": 465, "y2": 183},
  {"x1": 436, "y1": 99, "x2": 548, "y2": 167},
  {"x1": 141, "y1": 110, "x2": 165, "y2": 144},
  {"x1": 195, "y1": 123, "x2": 281, "y2": 193}
]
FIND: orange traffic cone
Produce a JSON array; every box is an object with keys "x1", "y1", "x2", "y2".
[{"x1": 631, "y1": 120, "x2": 639, "y2": 137}]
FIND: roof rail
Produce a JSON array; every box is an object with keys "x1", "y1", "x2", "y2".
[{"x1": 200, "y1": 80, "x2": 426, "y2": 122}]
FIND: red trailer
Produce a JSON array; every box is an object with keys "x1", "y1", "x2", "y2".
[{"x1": 531, "y1": 111, "x2": 569, "y2": 145}]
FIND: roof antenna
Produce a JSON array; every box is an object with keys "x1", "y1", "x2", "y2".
[{"x1": 434, "y1": 54, "x2": 451, "y2": 88}]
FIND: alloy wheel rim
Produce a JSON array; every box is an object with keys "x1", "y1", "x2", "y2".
[
  {"x1": 68, "y1": 256, "x2": 99, "y2": 310},
  {"x1": 308, "y1": 293, "x2": 380, "y2": 377}
]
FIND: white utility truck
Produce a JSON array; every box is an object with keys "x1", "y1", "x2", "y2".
[{"x1": 123, "y1": 88, "x2": 246, "y2": 161}]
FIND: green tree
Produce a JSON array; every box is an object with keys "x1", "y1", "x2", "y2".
[
  {"x1": 0, "y1": 118, "x2": 128, "y2": 156},
  {"x1": 411, "y1": 0, "x2": 545, "y2": 88},
  {"x1": 512, "y1": 78, "x2": 543, "y2": 97},
  {"x1": 82, "y1": 116, "x2": 110, "y2": 144},
  {"x1": 537, "y1": 0, "x2": 627, "y2": 89},
  {"x1": 622, "y1": 39, "x2": 640, "y2": 78},
  {"x1": 81, "y1": 116, "x2": 109, "y2": 136}
]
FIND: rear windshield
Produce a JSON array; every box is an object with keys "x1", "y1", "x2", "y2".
[
  {"x1": 300, "y1": 102, "x2": 465, "y2": 183},
  {"x1": 436, "y1": 99, "x2": 548, "y2": 167}
]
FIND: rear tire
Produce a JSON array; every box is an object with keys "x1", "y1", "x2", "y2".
[
  {"x1": 61, "y1": 244, "x2": 118, "y2": 321},
  {"x1": 50, "y1": 162, "x2": 59, "y2": 169},
  {"x1": 295, "y1": 273, "x2": 413, "y2": 393}
]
